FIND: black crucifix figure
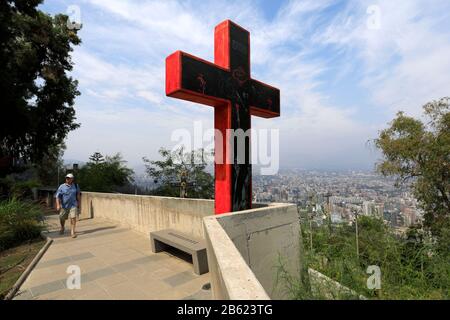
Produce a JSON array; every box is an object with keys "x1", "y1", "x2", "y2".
[
  {"x1": 169, "y1": 169, "x2": 195, "y2": 198},
  {"x1": 166, "y1": 20, "x2": 280, "y2": 214}
]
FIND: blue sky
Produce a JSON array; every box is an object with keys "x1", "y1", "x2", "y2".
[{"x1": 40, "y1": 0, "x2": 450, "y2": 172}]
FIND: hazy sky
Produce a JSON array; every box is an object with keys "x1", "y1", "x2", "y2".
[{"x1": 40, "y1": 0, "x2": 450, "y2": 172}]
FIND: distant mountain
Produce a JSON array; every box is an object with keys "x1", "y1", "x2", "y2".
[{"x1": 131, "y1": 164, "x2": 147, "y2": 176}]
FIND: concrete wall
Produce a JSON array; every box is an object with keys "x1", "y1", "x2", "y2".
[
  {"x1": 80, "y1": 192, "x2": 214, "y2": 239},
  {"x1": 308, "y1": 268, "x2": 367, "y2": 300},
  {"x1": 203, "y1": 203, "x2": 301, "y2": 299},
  {"x1": 78, "y1": 192, "x2": 301, "y2": 299},
  {"x1": 203, "y1": 216, "x2": 270, "y2": 300},
  {"x1": 34, "y1": 188, "x2": 57, "y2": 209}
]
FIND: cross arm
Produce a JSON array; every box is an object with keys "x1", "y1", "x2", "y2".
[
  {"x1": 166, "y1": 51, "x2": 229, "y2": 107},
  {"x1": 249, "y1": 79, "x2": 280, "y2": 118}
]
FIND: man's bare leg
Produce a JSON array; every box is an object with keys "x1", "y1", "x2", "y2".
[
  {"x1": 71, "y1": 218, "x2": 77, "y2": 238},
  {"x1": 60, "y1": 219, "x2": 65, "y2": 234}
]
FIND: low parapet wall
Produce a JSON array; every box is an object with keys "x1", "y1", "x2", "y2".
[
  {"x1": 79, "y1": 192, "x2": 214, "y2": 239},
  {"x1": 78, "y1": 193, "x2": 301, "y2": 299},
  {"x1": 203, "y1": 203, "x2": 301, "y2": 299},
  {"x1": 308, "y1": 268, "x2": 367, "y2": 300}
]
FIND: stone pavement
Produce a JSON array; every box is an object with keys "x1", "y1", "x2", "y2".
[{"x1": 14, "y1": 216, "x2": 211, "y2": 300}]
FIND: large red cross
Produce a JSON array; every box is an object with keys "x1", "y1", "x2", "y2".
[{"x1": 166, "y1": 20, "x2": 280, "y2": 214}]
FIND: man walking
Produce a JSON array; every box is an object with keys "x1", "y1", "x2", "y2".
[{"x1": 55, "y1": 173, "x2": 81, "y2": 238}]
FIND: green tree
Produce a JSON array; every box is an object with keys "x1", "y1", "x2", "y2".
[
  {"x1": 143, "y1": 147, "x2": 214, "y2": 199},
  {"x1": 0, "y1": 0, "x2": 81, "y2": 169},
  {"x1": 77, "y1": 153, "x2": 134, "y2": 193},
  {"x1": 33, "y1": 142, "x2": 66, "y2": 187},
  {"x1": 89, "y1": 152, "x2": 105, "y2": 164},
  {"x1": 375, "y1": 97, "x2": 450, "y2": 237},
  {"x1": 299, "y1": 215, "x2": 450, "y2": 299}
]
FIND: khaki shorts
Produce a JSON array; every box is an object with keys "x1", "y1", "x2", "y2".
[{"x1": 59, "y1": 208, "x2": 78, "y2": 221}]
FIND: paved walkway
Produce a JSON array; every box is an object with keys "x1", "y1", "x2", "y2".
[{"x1": 14, "y1": 216, "x2": 211, "y2": 300}]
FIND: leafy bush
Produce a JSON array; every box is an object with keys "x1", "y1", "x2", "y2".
[
  {"x1": 288, "y1": 216, "x2": 450, "y2": 299},
  {"x1": 77, "y1": 153, "x2": 134, "y2": 193},
  {"x1": 0, "y1": 176, "x2": 40, "y2": 200},
  {"x1": 10, "y1": 180, "x2": 40, "y2": 199},
  {"x1": 0, "y1": 198, "x2": 45, "y2": 252},
  {"x1": 143, "y1": 147, "x2": 214, "y2": 199}
]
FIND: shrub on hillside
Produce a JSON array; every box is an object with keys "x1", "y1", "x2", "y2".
[
  {"x1": 298, "y1": 216, "x2": 450, "y2": 299},
  {"x1": 10, "y1": 180, "x2": 40, "y2": 199},
  {"x1": 0, "y1": 176, "x2": 40, "y2": 200},
  {"x1": 0, "y1": 198, "x2": 44, "y2": 252}
]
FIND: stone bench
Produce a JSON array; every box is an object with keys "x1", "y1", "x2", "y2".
[{"x1": 150, "y1": 229, "x2": 209, "y2": 275}]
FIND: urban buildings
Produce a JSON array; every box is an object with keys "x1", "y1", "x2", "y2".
[{"x1": 253, "y1": 169, "x2": 423, "y2": 230}]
